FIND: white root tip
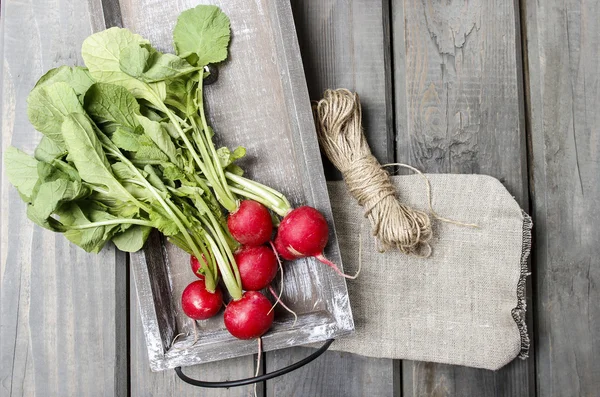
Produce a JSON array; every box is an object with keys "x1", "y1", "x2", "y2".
[
  {"x1": 268, "y1": 286, "x2": 298, "y2": 326},
  {"x1": 315, "y1": 253, "x2": 361, "y2": 280}
]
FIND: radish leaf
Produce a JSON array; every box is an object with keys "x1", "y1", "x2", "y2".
[
  {"x1": 112, "y1": 225, "x2": 152, "y2": 252},
  {"x1": 27, "y1": 82, "x2": 85, "y2": 146},
  {"x1": 35, "y1": 136, "x2": 66, "y2": 162},
  {"x1": 84, "y1": 83, "x2": 140, "y2": 131},
  {"x1": 4, "y1": 147, "x2": 39, "y2": 202},
  {"x1": 34, "y1": 66, "x2": 94, "y2": 98},
  {"x1": 173, "y1": 5, "x2": 231, "y2": 66}
]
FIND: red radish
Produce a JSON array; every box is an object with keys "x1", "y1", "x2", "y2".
[
  {"x1": 227, "y1": 200, "x2": 273, "y2": 246},
  {"x1": 274, "y1": 206, "x2": 357, "y2": 279},
  {"x1": 235, "y1": 245, "x2": 278, "y2": 291},
  {"x1": 191, "y1": 254, "x2": 221, "y2": 280},
  {"x1": 190, "y1": 254, "x2": 207, "y2": 279},
  {"x1": 181, "y1": 280, "x2": 223, "y2": 320},
  {"x1": 224, "y1": 291, "x2": 274, "y2": 339}
]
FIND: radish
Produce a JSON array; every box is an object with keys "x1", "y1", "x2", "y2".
[
  {"x1": 191, "y1": 254, "x2": 221, "y2": 280},
  {"x1": 235, "y1": 245, "x2": 278, "y2": 291},
  {"x1": 224, "y1": 291, "x2": 274, "y2": 339},
  {"x1": 181, "y1": 280, "x2": 223, "y2": 320},
  {"x1": 274, "y1": 206, "x2": 357, "y2": 279},
  {"x1": 227, "y1": 200, "x2": 273, "y2": 246},
  {"x1": 190, "y1": 254, "x2": 207, "y2": 279}
]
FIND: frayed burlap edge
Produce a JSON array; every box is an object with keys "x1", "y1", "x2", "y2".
[{"x1": 512, "y1": 210, "x2": 532, "y2": 359}]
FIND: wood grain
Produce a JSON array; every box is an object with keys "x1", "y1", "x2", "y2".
[
  {"x1": 290, "y1": 0, "x2": 395, "y2": 178},
  {"x1": 266, "y1": 1, "x2": 398, "y2": 397},
  {"x1": 393, "y1": 0, "x2": 533, "y2": 395},
  {"x1": 524, "y1": 0, "x2": 600, "y2": 395},
  {"x1": 0, "y1": 0, "x2": 127, "y2": 396}
]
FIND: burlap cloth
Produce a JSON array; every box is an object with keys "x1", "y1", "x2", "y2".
[{"x1": 327, "y1": 174, "x2": 531, "y2": 370}]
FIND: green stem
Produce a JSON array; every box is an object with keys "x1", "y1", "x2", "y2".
[
  {"x1": 188, "y1": 117, "x2": 221, "y2": 191},
  {"x1": 164, "y1": 199, "x2": 216, "y2": 284},
  {"x1": 193, "y1": 193, "x2": 241, "y2": 289},
  {"x1": 110, "y1": 146, "x2": 216, "y2": 291},
  {"x1": 69, "y1": 219, "x2": 153, "y2": 230},
  {"x1": 147, "y1": 89, "x2": 236, "y2": 212},
  {"x1": 196, "y1": 76, "x2": 236, "y2": 206},
  {"x1": 167, "y1": 187, "x2": 242, "y2": 298},
  {"x1": 205, "y1": 233, "x2": 242, "y2": 300},
  {"x1": 225, "y1": 172, "x2": 292, "y2": 217},
  {"x1": 199, "y1": 177, "x2": 283, "y2": 218}
]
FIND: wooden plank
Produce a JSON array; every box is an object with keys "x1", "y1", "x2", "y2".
[
  {"x1": 392, "y1": 0, "x2": 534, "y2": 395},
  {"x1": 266, "y1": 1, "x2": 398, "y2": 397},
  {"x1": 266, "y1": 348, "x2": 397, "y2": 397},
  {"x1": 524, "y1": 0, "x2": 600, "y2": 395},
  {"x1": 0, "y1": 0, "x2": 128, "y2": 396},
  {"x1": 290, "y1": 0, "x2": 395, "y2": 176}
]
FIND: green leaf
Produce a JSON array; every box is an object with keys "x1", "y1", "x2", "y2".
[
  {"x1": 165, "y1": 77, "x2": 198, "y2": 116},
  {"x1": 173, "y1": 5, "x2": 231, "y2": 66},
  {"x1": 120, "y1": 43, "x2": 197, "y2": 83},
  {"x1": 29, "y1": 178, "x2": 89, "y2": 220},
  {"x1": 112, "y1": 225, "x2": 152, "y2": 252},
  {"x1": 111, "y1": 162, "x2": 138, "y2": 180},
  {"x1": 61, "y1": 113, "x2": 133, "y2": 202},
  {"x1": 123, "y1": 182, "x2": 154, "y2": 202},
  {"x1": 162, "y1": 163, "x2": 186, "y2": 181},
  {"x1": 111, "y1": 125, "x2": 170, "y2": 163},
  {"x1": 137, "y1": 115, "x2": 181, "y2": 166},
  {"x1": 226, "y1": 164, "x2": 244, "y2": 176},
  {"x1": 144, "y1": 52, "x2": 197, "y2": 82},
  {"x1": 26, "y1": 205, "x2": 64, "y2": 232},
  {"x1": 34, "y1": 136, "x2": 67, "y2": 162},
  {"x1": 139, "y1": 105, "x2": 165, "y2": 122},
  {"x1": 111, "y1": 127, "x2": 147, "y2": 151},
  {"x1": 34, "y1": 66, "x2": 95, "y2": 97},
  {"x1": 150, "y1": 210, "x2": 179, "y2": 236},
  {"x1": 161, "y1": 121, "x2": 181, "y2": 139},
  {"x1": 81, "y1": 27, "x2": 165, "y2": 104},
  {"x1": 131, "y1": 145, "x2": 170, "y2": 162},
  {"x1": 4, "y1": 146, "x2": 40, "y2": 202},
  {"x1": 84, "y1": 83, "x2": 140, "y2": 132},
  {"x1": 143, "y1": 164, "x2": 167, "y2": 192},
  {"x1": 49, "y1": 159, "x2": 81, "y2": 182},
  {"x1": 216, "y1": 146, "x2": 246, "y2": 168},
  {"x1": 119, "y1": 43, "x2": 151, "y2": 78},
  {"x1": 27, "y1": 82, "x2": 85, "y2": 146},
  {"x1": 58, "y1": 202, "x2": 118, "y2": 253}
]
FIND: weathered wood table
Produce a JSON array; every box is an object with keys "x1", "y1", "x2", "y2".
[{"x1": 1, "y1": 0, "x2": 598, "y2": 396}]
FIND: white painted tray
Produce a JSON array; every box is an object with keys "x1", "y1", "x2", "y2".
[{"x1": 129, "y1": 0, "x2": 354, "y2": 371}]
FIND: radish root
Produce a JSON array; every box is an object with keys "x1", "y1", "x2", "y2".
[
  {"x1": 253, "y1": 337, "x2": 263, "y2": 397},
  {"x1": 268, "y1": 241, "x2": 285, "y2": 312},
  {"x1": 267, "y1": 242, "x2": 298, "y2": 325},
  {"x1": 315, "y1": 253, "x2": 361, "y2": 280},
  {"x1": 168, "y1": 320, "x2": 199, "y2": 352},
  {"x1": 269, "y1": 286, "x2": 298, "y2": 326}
]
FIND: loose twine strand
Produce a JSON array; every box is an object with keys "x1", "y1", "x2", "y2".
[{"x1": 313, "y1": 88, "x2": 477, "y2": 256}]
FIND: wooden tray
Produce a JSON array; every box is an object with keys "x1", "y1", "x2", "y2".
[{"x1": 130, "y1": 0, "x2": 354, "y2": 371}]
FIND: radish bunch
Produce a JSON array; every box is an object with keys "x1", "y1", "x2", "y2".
[
  {"x1": 3, "y1": 1, "x2": 347, "y2": 344},
  {"x1": 181, "y1": 197, "x2": 347, "y2": 340}
]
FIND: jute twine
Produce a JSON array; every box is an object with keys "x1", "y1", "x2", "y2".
[{"x1": 313, "y1": 89, "x2": 476, "y2": 256}]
